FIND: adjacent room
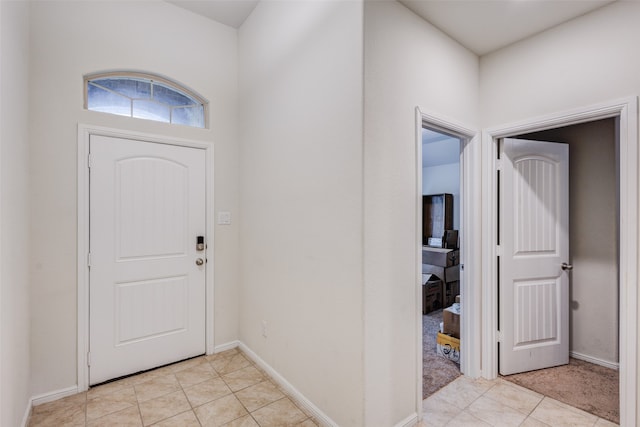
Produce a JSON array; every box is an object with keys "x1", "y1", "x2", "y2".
[
  {"x1": 499, "y1": 119, "x2": 620, "y2": 424},
  {"x1": 420, "y1": 128, "x2": 462, "y2": 398}
]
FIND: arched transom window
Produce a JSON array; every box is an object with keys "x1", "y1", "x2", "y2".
[{"x1": 84, "y1": 72, "x2": 207, "y2": 128}]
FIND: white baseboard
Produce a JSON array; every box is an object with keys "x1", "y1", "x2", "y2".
[
  {"x1": 21, "y1": 398, "x2": 32, "y2": 427},
  {"x1": 23, "y1": 385, "x2": 79, "y2": 427},
  {"x1": 570, "y1": 351, "x2": 619, "y2": 371},
  {"x1": 213, "y1": 340, "x2": 240, "y2": 354},
  {"x1": 238, "y1": 342, "x2": 338, "y2": 427},
  {"x1": 31, "y1": 385, "x2": 79, "y2": 406},
  {"x1": 394, "y1": 412, "x2": 418, "y2": 427}
]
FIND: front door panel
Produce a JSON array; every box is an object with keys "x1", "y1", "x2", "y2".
[{"x1": 89, "y1": 135, "x2": 206, "y2": 385}]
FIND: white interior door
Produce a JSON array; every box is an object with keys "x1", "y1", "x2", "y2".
[
  {"x1": 499, "y1": 138, "x2": 570, "y2": 375},
  {"x1": 89, "y1": 135, "x2": 206, "y2": 385}
]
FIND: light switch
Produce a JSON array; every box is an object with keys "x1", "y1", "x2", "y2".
[{"x1": 217, "y1": 211, "x2": 232, "y2": 225}]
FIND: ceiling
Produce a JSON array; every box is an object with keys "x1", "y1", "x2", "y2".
[
  {"x1": 399, "y1": 0, "x2": 616, "y2": 55},
  {"x1": 166, "y1": 0, "x2": 259, "y2": 28},
  {"x1": 422, "y1": 129, "x2": 460, "y2": 167},
  {"x1": 166, "y1": 0, "x2": 616, "y2": 55}
]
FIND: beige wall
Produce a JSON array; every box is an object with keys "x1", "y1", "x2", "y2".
[
  {"x1": 363, "y1": 2, "x2": 479, "y2": 424},
  {"x1": 1, "y1": 1, "x2": 32, "y2": 425},
  {"x1": 521, "y1": 119, "x2": 618, "y2": 365},
  {"x1": 28, "y1": 0, "x2": 240, "y2": 395},
  {"x1": 237, "y1": 2, "x2": 365, "y2": 425}
]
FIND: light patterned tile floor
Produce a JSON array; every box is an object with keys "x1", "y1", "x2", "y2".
[
  {"x1": 419, "y1": 376, "x2": 619, "y2": 427},
  {"x1": 28, "y1": 349, "x2": 317, "y2": 427}
]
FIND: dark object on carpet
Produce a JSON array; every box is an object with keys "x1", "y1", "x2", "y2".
[
  {"x1": 423, "y1": 309, "x2": 460, "y2": 398},
  {"x1": 503, "y1": 357, "x2": 619, "y2": 424}
]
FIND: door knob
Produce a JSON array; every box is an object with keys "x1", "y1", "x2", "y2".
[
  {"x1": 195, "y1": 258, "x2": 204, "y2": 266},
  {"x1": 561, "y1": 262, "x2": 573, "y2": 271}
]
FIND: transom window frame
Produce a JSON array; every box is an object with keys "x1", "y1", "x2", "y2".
[{"x1": 84, "y1": 71, "x2": 209, "y2": 129}]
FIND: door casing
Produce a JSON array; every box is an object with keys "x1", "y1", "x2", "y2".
[
  {"x1": 415, "y1": 108, "x2": 482, "y2": 418},
  {"x1": 77, "y1": 124, "x2": 215, "y2": 392},
  {"x1": 481, "y1": 97, "x2": 638, "y2": 426}
]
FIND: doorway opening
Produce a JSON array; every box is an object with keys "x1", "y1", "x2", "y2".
[
  {"x1": 497, "y1": 119, "x2": 620, "y2": 423},
  {"x1": 482, "y1": 97, "x2": 638, "y2": 426},
  {"x1": 421, "y1": 127, "x2": 462, "y2": 398},
  {"x1": 415, "y1": 109, "x2": 482, "y2": 409}
]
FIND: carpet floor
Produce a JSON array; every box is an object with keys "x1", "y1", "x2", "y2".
[
  {"x1": 503, "y1": 358, "x2": 619, "y2": 424},
  {"x1": 423, "y1": 309, "x2": 460, "y2": 399}
]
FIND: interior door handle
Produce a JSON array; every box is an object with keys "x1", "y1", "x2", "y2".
[{"x1": 561, "y1": 262, "x2": 573, "y2": 271}]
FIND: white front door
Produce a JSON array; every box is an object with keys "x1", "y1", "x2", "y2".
[
  {"x1": 499, "y1": 138, "x2": 570, "y2": 375},
  {"x1": 89, "y1": 135, "x2": 206, "y2": 385}
]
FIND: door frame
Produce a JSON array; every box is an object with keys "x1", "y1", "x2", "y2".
[
  {"x1": 76, "y1": 124, "x2": 215, "y2": 391},
  {"x1": 415, "y1": 108, "x2": 482, "y2": 406},
  {"x1": 481, "y1": 97, "x2": 638, "y2": 426}
]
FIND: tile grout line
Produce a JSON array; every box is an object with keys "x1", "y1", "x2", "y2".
[{"x1": 30, "y1": 349, "x2": 317, "y2": 427}]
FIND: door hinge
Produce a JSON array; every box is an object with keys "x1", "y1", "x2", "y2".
[
  {"x1": 87, "y1": 252, "x2": 91, "y2": 268},
  {"x1": 88, "y1": 153, "x2": 93, "y2": 169},
  {"x1": 496, "y1": 245, "x2": 503, "y2": 256},
  {"x1": 87, "y1": 352, "x2": 91, "y2": 367},
  {"x1": 496, "y1": 159, "x2": 503, "y2": 170},
  {"x1": 497, "y1": 331, "x2": 503, "y2": 343}
]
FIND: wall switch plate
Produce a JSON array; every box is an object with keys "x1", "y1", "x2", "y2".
[{"x1": 217, "y1": 211, "x2": 231, "y2": 225}]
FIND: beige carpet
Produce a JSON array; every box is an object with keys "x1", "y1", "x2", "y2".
[
  {"x1": 423, "y1": 309, "x2": 460, "y2": 398},
  {"x1": 503, "y1": 358, "x2": 619, "y2": 424}
]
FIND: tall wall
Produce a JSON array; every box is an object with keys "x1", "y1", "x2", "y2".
[
  {"x1": 480, "y1": 2, "x2": 640, "y2": 125},
  {"x1": 521, "y1": 119, "x2": 618, "y2": 365},
  {"x1": 237, "y1": 2, "x2": 364, "y2": 425},
  {"x1": 363, "y1": 2, "x2": 479, "y2": 424},
  {"x1": 28, "y1": 0, "x2": 239, "y2": 396},
  {"x1": 0, "y1": 1, "x2": 32, "y2": 425}
]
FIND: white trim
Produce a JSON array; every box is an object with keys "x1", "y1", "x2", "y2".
[
  {"x1": 23, "y1": 384, "x2": 81, "y2": 425},
  {"x1": 415, "y1": 107, "x2": 481, "y2": 426},
  {"x1": 77, "y1": 124, "x2": 215, "y2": 390},
  {"x1": 570, "y1": 351, "x2": 619, "y2": 371},
  {"x1": 214, "y1": 340, "x2": 240, "y2": 353},
  {"x1": 393, "y1": 412, "x2": 418, "y2": 427},
  {"x1": 20, "y1": 400, "x2": 31, "y2": 427},
  {"x1": 31, "y1": 385, "x2": 79, "y2": 407},
  {"x1": 481, "y1": 96, "x2": 638, "y2": 427},
  {"x1": 239, "y1": 342, "x2": 339, "y2": 427},
  {"x1": 414, "y1": 108, "x2": 423, "y2": 423}
]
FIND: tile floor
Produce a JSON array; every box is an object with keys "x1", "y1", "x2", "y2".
[
  {"x1": 28, "y1": 348, "x2": 318, "y2": 427},
  {"x1": 419, "y1": 375, "x2": 619, "y2": 427},
  {"x1": 27, "y1": 349, "x2": 620, "y2": 427}
]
